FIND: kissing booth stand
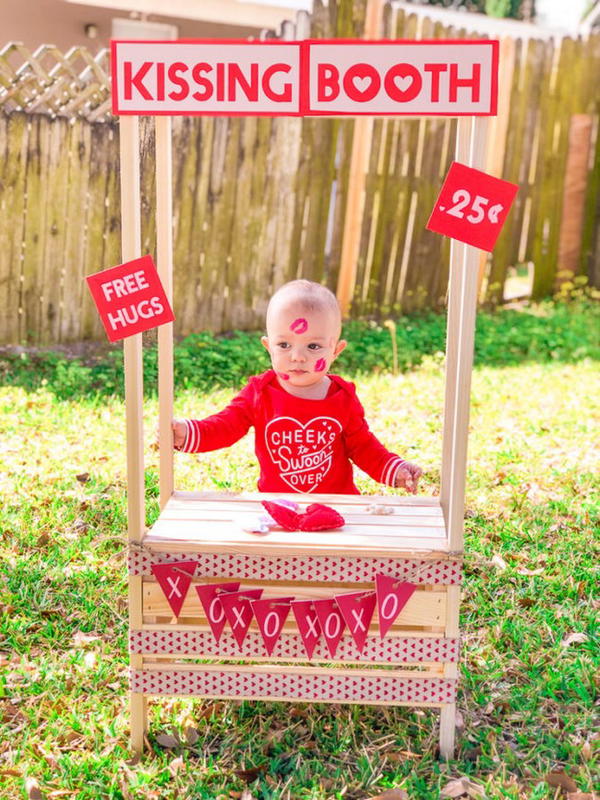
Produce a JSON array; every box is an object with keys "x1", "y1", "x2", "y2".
[{"x1": 110, "y1": 38, "x2": 501, "y2": 758}]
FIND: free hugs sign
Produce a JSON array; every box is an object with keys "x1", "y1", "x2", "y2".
[{"x1": 111, "y1": 39, "x2": 499, "y2": 117}]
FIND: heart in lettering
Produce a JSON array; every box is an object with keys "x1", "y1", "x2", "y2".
[
  {"x1": 393, "y1": 75, "x2": 414, "y2": 93},
  {"x1": 352, "y1": 76, "x2": 372, "y2": 94},
  {"x1": 265, "y1": 416, "x2": 342, "y2": 493}
]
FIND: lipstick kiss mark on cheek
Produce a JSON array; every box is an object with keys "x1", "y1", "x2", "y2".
[
  {"x1": 290, "y1": 318, "x2": 308, "y2": 334},
  {"x1": 278, "y1": 372, "x2": 290, "y2": 381},
  {"x1": 314, "y1": 358, "x2": 327, "y2": 372}
]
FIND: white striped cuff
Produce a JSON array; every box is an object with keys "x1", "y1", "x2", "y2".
[
  {"x1": 381, "y1": 456, "x2": 406, "y2": 487},
  {"x1": 178, "y1": 419, "x2": 201, "y2": 453}
]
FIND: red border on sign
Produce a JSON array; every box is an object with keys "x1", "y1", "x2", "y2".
[
  {"x1": 303, "y1": 38, "x2": 499, "y2": 117},
  {"x1": 111, "y1": 38, "x2": 499, "y2": 118},
  {"x1": 110, "y1": 39, "x2": 304, "y2": 118}
]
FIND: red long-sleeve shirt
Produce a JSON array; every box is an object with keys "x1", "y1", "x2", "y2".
[{"x1": 178, "y1": 370, "x2": 406, "y2": 494}]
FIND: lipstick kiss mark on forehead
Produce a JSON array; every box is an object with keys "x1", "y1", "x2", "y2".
[
  {"x1": 314, "y1": 358, "x2": 327, "y2": 372},
  {"x1": 290, "y1": 318, "x2": 308, "y2": 334}
]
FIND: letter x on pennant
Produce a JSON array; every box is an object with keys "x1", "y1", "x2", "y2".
[{"x1": 151, "y1": 560, "x2": 198, "y2": 618}]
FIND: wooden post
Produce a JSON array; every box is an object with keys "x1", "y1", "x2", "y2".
[
  {"x1": 120, "y1": 115, "x2": 147, "y2": 754},
  {"x1": 439, "y1": 115, "x2": 488, "y2": 759},
  {"x1": 155, "y1": 116, "x2": 175, "y2": 509},
  {"x1": 336, "y1": 0, "x2": 384, "y2": 316},
  {"x1": 478, "y1": 36, "x2": 516, "y2": 296}
]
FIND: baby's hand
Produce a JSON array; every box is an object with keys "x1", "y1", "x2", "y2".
[
  {"x1": 394, "y1": 462, "x2": 422, "y2": 494},
  {"x1": 171, "y1": 419, "x2": 187, "y2": 450}
]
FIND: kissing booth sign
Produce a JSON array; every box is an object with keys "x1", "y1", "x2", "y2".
[{"x1": 113, "y1": 38, "x2": 501, "y2": 759}]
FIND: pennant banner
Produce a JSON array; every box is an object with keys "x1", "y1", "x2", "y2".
[
  {"x1": 151, "y1": 560, "x2": 198, "y2": 618},
  {"x1": 251, "y1": 596, "x2": 294, "y2": 655},
  {"x1": 335, "y1": 590, "x2": 377, "y2": 654},
  {"x1": 220, "y1": 589, "x2": 263, "y2": 647},
  {"x1": 291, "y1": 600, "x2": 322, "y2": 659},
  {"x1": 195, "y1": 582, "x2": 241, "y2": 642},
  {"x1": 376, "y1": 573, "x2": 416, "y2": 638},
  {"x1": 313, "y1": 598, "x2": 346, "y2": 658}
]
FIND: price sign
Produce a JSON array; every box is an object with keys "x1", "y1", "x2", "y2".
[
  {"x1": 426, "y1": 161, "x2": 518, "y2": 251},
  {"x1": 86, "y1": 254, "x2": 174, "y2": 342}
]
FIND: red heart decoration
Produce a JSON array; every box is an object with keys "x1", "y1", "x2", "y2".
[
  {"x1": 261, "y1": 500, "x2": 302, "y2": 531},
  {"x1": 300, "y1": 503, "x2": 345, "y2": 531}
]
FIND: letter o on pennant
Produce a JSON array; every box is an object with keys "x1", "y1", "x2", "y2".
[
  {"x1": 208, "y1": 597, "x2": 225, "y2": 624},
  {"x1": 264, "y1": 611, "x2": 280, "y2": 638},
  {"x1": 325, "y1": 612, "x2": 341, "y2": 639},
  {"x1": 380, "y1": 592, "x2": 399, "y2": 620}
]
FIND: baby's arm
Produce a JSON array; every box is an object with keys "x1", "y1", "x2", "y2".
[
  {"x1": 171, "y1": 419, "x2": 187, "y2": 450},
  {"x1": 171, "y1": 381, "x2": 255, "y2": 453},
  {"x1": 344, "y1": 391, "x2": 422, "y2": 493},
  {"x1": 392, "y1": 461, "x2": 422, "y2": 494}
]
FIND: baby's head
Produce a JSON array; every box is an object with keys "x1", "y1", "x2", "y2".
[{"x1": 262, "y1": 280, "x2": 346, "y2": 389}]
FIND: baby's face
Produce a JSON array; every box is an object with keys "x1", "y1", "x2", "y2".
[{"x1": 262, "y1": 302, "x2": 346, "y2": 390}]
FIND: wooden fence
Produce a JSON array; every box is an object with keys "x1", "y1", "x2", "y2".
[{"x1": 0, "y1": 1, "x2": 599, "y2": 344}]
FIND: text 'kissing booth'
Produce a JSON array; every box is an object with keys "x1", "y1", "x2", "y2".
[{"x1": 114, "y1": 38, "x2": 499, "y2": 757}]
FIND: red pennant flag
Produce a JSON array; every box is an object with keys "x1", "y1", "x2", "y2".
[
  {"x1": 334, "y1": 590, "x2": 376, "y2": 653},
  {"x1": 195, "y1": 582, "x2": 241, "y2": 642},
  {"x1": 219, "y1": 589, "x2": 263, "y2": 647},
  {"x1": 291, "y1": 600, "x2": 322, "y2": 659},
  {"x1": 251, "y1": 596, "x2": 294, "y2": 655},
  {"x1": 313, "y1": 598, "x2": 346, "y2": 658},
  {"x1": 151, "y1": 560, "x2": 198, "y2": 618},
  {"x1": 375, "y1": 573, "x2": 416, "y2": 638}
]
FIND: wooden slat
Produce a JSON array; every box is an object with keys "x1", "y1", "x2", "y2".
[
  {"x1": 167, "y1": 496, "x2": 443, "y2": 517},
  {"x1": 153, "y1": 516, "x2": 445, "y2": 539},
  {"x1": 39, "y1": 116, "x2": 70, "y2": 343},
  {"x1": 0, "y1": 113, "x2": 28, "y2": 343},
  {"x1": 131, "y1": 663, "x2": 455, "y2": 706},
  {"x1": 131, "y1": 628, "x2": 458, "y2": 666},
  {"x1": 20, "y1": 116, "x2": 51, "y2": 342},
  {"x1": 60, "y1": 119, "x2": 91, "y2": 340},
  {"x1": 169, "y1": 490, "x2": 441, "y2": 507},
  {"x1": 161, "y1": 508, "x2": 443, "y2": 530},
  {"x1": 142, "y1": 582, "x2": 446, "y2": 627}
]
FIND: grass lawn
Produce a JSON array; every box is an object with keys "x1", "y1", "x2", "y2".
[{"x1": 0, "y1": 303, "x2": 598, "y2": 799}]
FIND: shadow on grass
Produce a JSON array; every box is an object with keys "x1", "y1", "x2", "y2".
[{"x1": 1, "y1": 300, "x2": 598, "y2": 401}]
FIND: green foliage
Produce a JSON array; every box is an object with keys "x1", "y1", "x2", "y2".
[
  {"x1": 0, "y1": 299, "x2": 598, "y2": 400},
  {"x1": 0, "y1": 355, "x2": 598, "y2": 798}
]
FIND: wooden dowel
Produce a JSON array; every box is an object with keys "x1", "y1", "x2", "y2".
[
  {"x1": 155, "y1": 115, "x2": 174, "y2": 509},
  {"x1": 119, "y1": 114, "x2": 146, "y2": 755},
  {"x1": 119, "y1": 115, "x2": 145, "y2": 545}
]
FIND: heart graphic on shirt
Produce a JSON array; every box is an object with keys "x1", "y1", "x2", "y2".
[{"x1": 265, "y1": 416, "x2": 342, "y2": 493}]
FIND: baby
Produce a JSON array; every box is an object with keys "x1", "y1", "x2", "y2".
[{"x1": 172, "y1": 280, "x2": 422, "y2": 495}]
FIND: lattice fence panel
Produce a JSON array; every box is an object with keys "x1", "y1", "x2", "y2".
[{"x1": 0, "y1": 42, "x2": 111, "y2": 121}]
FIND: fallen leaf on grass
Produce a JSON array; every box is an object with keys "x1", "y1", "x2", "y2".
[
  {"x1": 546, "y1": 768, "x2": 578, "y2": 792},
  {"x1": 561, "y1": 633, "x2": 588, "y2": 647},
  {"x1": 567, "y1": 792, "x2": 597, "y2": 800},
  {"x1": 240, "y1": 791, "x2": 257, "y2": 800},
  {"x1": 75, "y1": 473, "x2": 90, "y2": 483},
  {"x1": 441, "y1": 778, "x2": 485, "y2": 798},
  {"x1": 168, "y1": 756, "x2": 185, "y2": 776},
  {"x1": 368, "y1": 790, "x2": 409, "y2": 800},
  {"x1": 72, "y1": 631, "x2": 101, "y2": 648},
  {"x1": 184, "y1": 725, "x2": 200, "y2": 745},
  {"x1": 1, "y1": 767, "x2": 22, "y2": 776},
  {"x1": 156, "y1": 733, "x2": 180, "y2": 748},
  {"x1": 490, "y1": 554, "x2": 507, "y2": 571},
  {"x1": 234, "y1": 765, "x2": 266, "y2": 782},
  {"x1": 25, "y1": 777, "x2": 45, "y2": 800}
]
